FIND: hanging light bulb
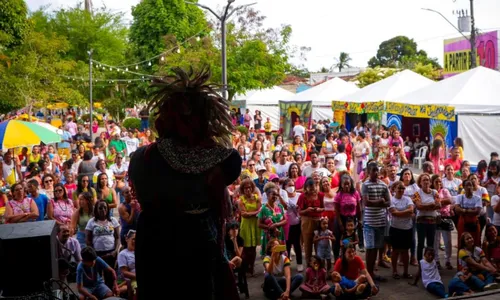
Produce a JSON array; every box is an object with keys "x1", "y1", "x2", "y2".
[
  {"x1": 128, "y1": 80, "x2": 131, "y2": 83},
  {"x1": 109, "y1": 67, "x2": 112, "y2": 71},
  {"x1": 148, "y1": 61, "x2": 152, "y2": 66},
  {"x1": 161, "y1": 56, "x2": 165, "y2": 61},
  {"x1": 125, "y1": 67, "x2": 128, "y2": 71},
  {"x1": 135, "y1": 65, "x2": 139, "y2": 70},
  {"x1": 177, "y1": 48, "x2": 181, "y2": 54},
  {"x1": 196, "y1": 36, "x2": 201, "y2": 42}
]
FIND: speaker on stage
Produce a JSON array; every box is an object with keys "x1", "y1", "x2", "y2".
[{"x1": 0, "y1": 220, "x2": 58, "y2": 296}]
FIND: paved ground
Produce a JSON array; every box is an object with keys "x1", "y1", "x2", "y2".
[{"x1": 241, "y1": 230, "x2": 500, "y2": 300}]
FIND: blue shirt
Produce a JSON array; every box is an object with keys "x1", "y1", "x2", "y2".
[
  {"x1": 31, "y1": 193, "x2": 49, "y2": 221},
  {"x1": 253, "y1": 178, "x2": 268, "y2": 194},
  {"x1": 76, "y1": 257, "x2": 109, "y2": 288},
  {"x1": 340, "y1": 276, "x2": 356, "y2": 289},
  {"x1": 58, "y1": 131, "x2": 72, "y2": 149}
]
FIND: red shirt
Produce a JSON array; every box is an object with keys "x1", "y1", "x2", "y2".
[
  {"x1": 297, "y1": 192, "x2": 325, "y2": 218},
  {"x1": 334, "y1": 255, "x2": 365, "y2": 280},
  {"x1": 444, "y1": 158, "x2": 462, "y2": 171},
  {"x1": 330, "y1": 172, "x2": 340, "y2": 189}
]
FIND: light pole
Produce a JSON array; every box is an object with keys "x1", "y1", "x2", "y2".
[
  {"x1": 88, "y1": 49, "x2": 94, "y2": 141},
  {"x1": 186, "y1": 0, "x2": 256, "y2": 99},
  {"x1": 422, "y1": 5, "x2": 477, "y2": 68}
]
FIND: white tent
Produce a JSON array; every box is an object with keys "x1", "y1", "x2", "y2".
[
  {"x1": 234, "y1": 86, "x2": 294, "y2": 130},
  {"x1": 287, "y1": 77, "x2": 360, "y2": 121},
  {"x1": 341, "y1": 69, "x2": 435, "y2": 103},
  {"x1": 394, "y1": 67, "x2": 500, "y2": 164},
  {"x1": 393, "y1": 66, "x2": 500, "y2": 113}
]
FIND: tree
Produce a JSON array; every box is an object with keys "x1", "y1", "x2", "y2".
[
  {"x1": 334, "y1": 52, "x2": 352, "y2": 72},
  {"x1": 149, "y1": 7, "x2": 293, "y2": 100},
  {"x1": 368, "y1": 36, "x2": 440, "y2": 68},
  {"x1": 319, "y1": 67, "x2": 329, "y2": 73},
  {"x1": 355, "y1": 68, "x2": 397, "y2": 88},
  {"x1": 129, "y1": 0, "x2": 208, "y2": 61},
  {"x1": 0, "y1": 0, "x2": 29, "y2": 48},
  {"x1": 0, "y1": 30, "x2": 86, "y2": 114},
  {"x1": 412, "y1": 62, "x2": 441, "y2": 81}
]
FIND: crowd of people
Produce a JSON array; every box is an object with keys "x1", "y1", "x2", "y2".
[
  {"x1": 0, "y1": 110, "x2": 152, "y2": 299},
  {"x1": 227, "y1": 111, "x2": 500, "y2": 299},
  {"x1": 2, "y1": 67, "x2": 500, "y2": 300}
]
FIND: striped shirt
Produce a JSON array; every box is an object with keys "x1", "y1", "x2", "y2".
[{"x1": 361, "y1": 179, "x2": 390, "y2": 227}]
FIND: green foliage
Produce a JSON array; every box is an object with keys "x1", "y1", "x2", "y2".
[
  {"x1": 122, "y1": 117, "x2": 141, "y2": 130},
  {"x1": 156, "y1": 8, "x2": 293, "y2": 100},
  {"x1": 0, "y1": 0, "x2": 29, "y2": 48},
  {"x1": 236, "y1": 125, "x2": 248, "y2": 135},
  {"x1": 0, "y1": 30, "x2": 86, "y2": 113},
  {"x1": 356, "y1": 68, "x2": 397, "y2": 88},
  {"x1": 102, "y1": 97, "x2": 126, "y2": 122},
  {"x1": 412, "y1": 63, "x2": 441, "y2": 81},
  {"x1": 368, "y1": 36, "x2": 440, "y2": 69},
  {"x1": 129, "y1": 0, "x2": 208, "y2": 60},
  {"x1": 80, "y1": 113, "x2": 103, "y2": 125},
  {"x1": 334, "y1": 52, "x2": 352, "y2": 72}
]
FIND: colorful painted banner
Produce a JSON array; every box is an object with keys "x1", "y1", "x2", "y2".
[
  {"x1": 279, "y1": 101, "x2": 313, "y2": 138},
  {"x1": 334, "y1": 110, "x2": 345, "y2": 126},
  {"x1": 364, "y1": 101, "x2": 384, "y2": 113},
  {"x1": 367, "y1": 113, "x2": 381, "y2": 126},
  {"x1": 332, "y1": 101, "x2": 455, "y2": 121},
  {"x1": 443, "y1": 31, "x2": 499, "y2": 78},
  {"x1": 386, "y1": 113, "x2": 402, "y2": 132},
  {"x1": 430, "y1": 119, "x2": 457, "y2": 151}
]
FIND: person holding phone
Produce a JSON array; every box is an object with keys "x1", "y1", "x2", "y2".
[{"x1": 262, "y1": 239, "x2": 304, "y2": 300}]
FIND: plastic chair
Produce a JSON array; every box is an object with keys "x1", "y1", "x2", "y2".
[{"x1": 413, "y1": 146, "x2": 428, "y2": 169}]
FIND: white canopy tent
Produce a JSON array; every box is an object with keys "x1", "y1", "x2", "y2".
[
  {"x1": 287, "y1": 77, "x2": 360, "y2": 121},
  {"x1": 341, "y1": 69, "x2": 435, "y2": 103},
  {"x1": 234, "y1": 86, "x2": 294, "y2": 130},
  {"x1": 394, "y1": 67, "x2": 500, "y2": 164}
]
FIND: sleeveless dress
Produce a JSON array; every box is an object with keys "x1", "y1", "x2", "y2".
[
  {"x1": 8, "y1": 198, "x2": 33, "y2": 221},
  {"x1": 239, "y1": 195, "x2": 261, "y2": 248},
  {"x1": 129, "y1": 139, "x2": 241, "y2": 300},
  {"x1": 258, "y1": 203, "x2": 286, "y2": 255},
  {"x1": 77, "y1": 212, "x2": 91, "y2": 247},
  {"x1": 51, "y1": 199, "x2": 74, "y2": 224}
]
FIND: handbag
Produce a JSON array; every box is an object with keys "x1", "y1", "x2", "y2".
[{"x1": 438, "y1": 218, "x2": 454, "y2": 231}]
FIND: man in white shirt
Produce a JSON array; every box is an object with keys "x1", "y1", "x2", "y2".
[
  {"x1": 292, "y1": 121, "x2": 306, "y2": 141},
  {"x1": 122, "y1": 131, "x2": 140, "y2": 157},
  {"x1": 274, "y1": 149, "x2": 292, "y2": 178},
  {"x1": 302, "y1": 151, "x2": 331, "y2": 178}
]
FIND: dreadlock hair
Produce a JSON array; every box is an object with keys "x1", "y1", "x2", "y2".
[{"x1": 148, "y1": 66, "x2": 234, "y2": 147}]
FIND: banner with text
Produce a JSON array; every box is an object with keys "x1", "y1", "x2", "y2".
[{"x1": 443, "y1": 30, "x2": 499, "y2": 78}]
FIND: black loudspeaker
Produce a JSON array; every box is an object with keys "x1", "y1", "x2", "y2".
[{"x1": 0, "y1": 220, "x2": 58, "y2": 296}]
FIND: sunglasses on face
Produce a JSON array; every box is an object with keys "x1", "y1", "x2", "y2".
[
  {"x1": 54, "y1": 189, "x2": 64, "y2": 193},
  {"x1": 248, "y1": 164, "x2": 255, "y2": 167},
  {"x1": 45, "y1": 179, "x2": 53, "y2": 183}
]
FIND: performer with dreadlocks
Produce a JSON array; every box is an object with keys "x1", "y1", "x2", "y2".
[{"x1": 129, "y1": 67, "x2": 241, "y2": 299}]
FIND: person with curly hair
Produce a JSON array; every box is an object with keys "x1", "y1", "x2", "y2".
[{"x1": 129, "y1": 67, "x2": 242, "y2": 299}]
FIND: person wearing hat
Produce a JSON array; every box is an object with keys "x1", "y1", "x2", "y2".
[{"x1": 254, "y1": 165, "x2": 268, "y2": 194}]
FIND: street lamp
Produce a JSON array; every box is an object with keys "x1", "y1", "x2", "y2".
[
  {"x1": 422, "y1": 6, "x2": 477, "y2": 68},
  {"x1": 186, "y1": 0, "x2": 257, "y2": 100}
]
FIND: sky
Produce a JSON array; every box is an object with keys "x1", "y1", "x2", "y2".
[{"x1": 26, "y1": 0, "x2": 500, "y2": 72}]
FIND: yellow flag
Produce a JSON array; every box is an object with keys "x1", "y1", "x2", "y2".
[{"x1": 6, "y1": 168, "x2": 16, "y2": 186}]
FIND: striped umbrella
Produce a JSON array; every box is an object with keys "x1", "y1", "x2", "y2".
[{"x1": 0, "y1": 120, "x2": 62, "y2": 149}]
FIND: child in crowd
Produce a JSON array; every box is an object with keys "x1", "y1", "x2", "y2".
[
  {"x1": 483, "y1": 224, "x2": 500, "y2": 270},
  {"x1": 77, "y1": 247, "x2": 119, "y2": 300},
  {"x1": 340, "y1": 217, "x2": 359, "y2": 252},
  {"x1": 331, "y1": 270, "x2": 367, "y2": 296},
  {"x1": 314, "y1": 217, "x2": 335, "y2": 272},
  {"x1": 299, "y1": 256, "x2": 331, "y2": 299},
  {"x1": 410, "y1": 247, "x2": 449, "y2": 298},
  {"x1": 448, "y1": 267, "x2": 476, "y2": 296}
]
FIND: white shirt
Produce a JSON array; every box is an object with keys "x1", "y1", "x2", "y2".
[
  {"x1": 415, "y1": 189, "x2": 438, "y2": 217},
  {"x1": 93, "y1": 170, "x2": 115, "y2": 188},
  {"x1": 301, "y1": 165, "x2": 331, "y2": 178},
  {"x1": 334, "y1": 153, "x2": 347, "y2": 171},
  {"x1": 262, "y1": 188, "x2": 288, "y2": 205},
  {"x1": 389, "y1": 195, "x2": 414, "y2": 230},
  {"x1": 110, "y1": 162, "x2": 129, "y2": 176},
  {"x1": 292, "y1": 125, "x2": 305, "y2": 140},
  {"x1": 274, "y1": 162, "x2": 292, "y2": 178},
  {"x1": 122, "y1": 137, "x2": 140, "y2": 156},
  {"x1": 420, "y1": 259, "x2": 442, "y2": 288},
  {"x1": 491, "y1": 195, "x2": 500, "y2": 226}
]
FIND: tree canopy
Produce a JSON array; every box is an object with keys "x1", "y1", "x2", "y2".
[
  {"x1": 368, "y1": 36, "x2": 440, "y2": 69},
  {"x1": 0, "y1": 0, "x2": 29, "y2": 48},
  {"x1": 334, "y1": 52, "x2": 352, "y2": 72}
]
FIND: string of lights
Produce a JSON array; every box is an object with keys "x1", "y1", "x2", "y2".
[{"x1": 92, "y1": 29, "x2": 205, "y2": 69}]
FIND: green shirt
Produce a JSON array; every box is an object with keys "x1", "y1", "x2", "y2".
[{"x1": 109, "y1": 139, "x2": 126, "y2": 155}]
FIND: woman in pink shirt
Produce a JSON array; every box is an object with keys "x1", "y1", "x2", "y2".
[
  {"x1": 429, "y1": 139, "x2": 444, "y2": 175},
  {"x1": 431, "y1": 174, "x2": 454, "y2": 270}
]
